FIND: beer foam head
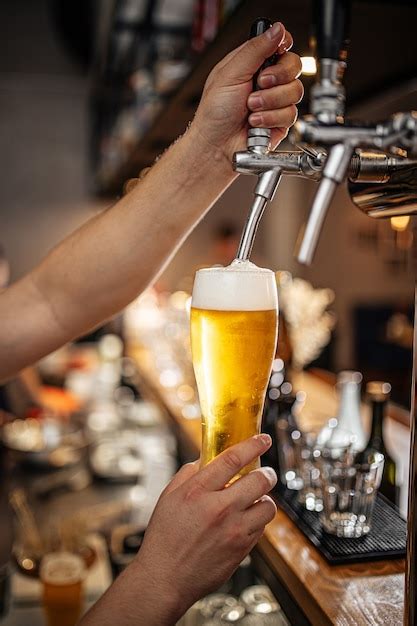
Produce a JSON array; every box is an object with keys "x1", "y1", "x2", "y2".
[
  {"x1": 40, "y1": 552, "x2": 86, "y2": 586},
  {"x1": 192, "y1": 261, "x2": 278, "y2": 311}
]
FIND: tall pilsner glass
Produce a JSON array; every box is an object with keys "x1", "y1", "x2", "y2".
[{"x1": 191, "y1": 262, "x2": 278, "y2": 477}]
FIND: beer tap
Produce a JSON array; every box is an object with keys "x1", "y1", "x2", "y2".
[
  {"x1": 293, "y1": 0, "x2": 417, "y2": 264},
  {"x1": 235, "y1": 17, "x2": 282, "y2": 262},
  {"x1": 234, "y1": 13, "x2": 417, "y2": 262}
]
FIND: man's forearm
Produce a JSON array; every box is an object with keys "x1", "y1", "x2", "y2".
[
  {"x1": 0, "y1": 126, "x2": 236, "y2": 379},
  {"x1": 80, "y1": 557, "x2": 182, "y2": 626},
  {"x1": 36, "y1": 126, "x2": 236, "y2": 329}
]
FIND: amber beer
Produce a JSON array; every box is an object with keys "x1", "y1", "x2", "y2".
[
  {"x1": 40, "y1": 552, "x2": 85, "y2": 626},
  {"x1": 191, "y1": 262, "x2": 278, "y2": 476}
]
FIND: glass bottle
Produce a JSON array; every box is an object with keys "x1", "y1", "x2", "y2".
[
  {"x1": 262, "y1": 361, "x2": 293, "y2": 476},
  {"x1": 364, "y1": 381, "x2": 399, "y2": 506},
  {"x1": 334, "y1": 370, "x2": 367, "y2": 452}
]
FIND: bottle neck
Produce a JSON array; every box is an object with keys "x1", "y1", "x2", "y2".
[
  {"x1": 369, "y1": 399, "x2": 387, "y2": 452},
  {"x1": 339, "y1": 382, "x2": 360, "y2": 412}
]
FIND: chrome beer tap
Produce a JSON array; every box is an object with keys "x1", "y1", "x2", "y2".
[
  {"x1": 292, "y1": 0, "x2": 417, "y2": 265},
  {"x1": 234, "y1": 15, "x2": 417, "y2": 261}
]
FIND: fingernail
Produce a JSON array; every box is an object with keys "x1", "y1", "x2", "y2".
[
  {"x1": 247, "y1": 94, "x2": 263, "y2": 110},
  {"x1": 262, "y1": 466, "x2": 278, "y2": 484},
  {"x1": 267, "y1": 22, "x2": 283, "y2": 41},
  {"x1": 258, "y1": 74, "x2": 277, "y2": 88},
  {"x1": 257, "y1": 434, "x2": 272, "y2": 447},
  {"x1": 249, "y1": 113, "x2": 263, "y2": 126}
]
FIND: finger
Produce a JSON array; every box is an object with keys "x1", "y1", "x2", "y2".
[
  {"x1": 222, "y1": 22, "x2": 287, "y2": 83},
  {"x1": 163, "y1": 460, "x2": 199, "y2": 495},
  {"x1": 248, "y1": 104, "x2": 298, "y2": 130},
  {"x1": 271, "y1": 127, "x2": 290, "y2": 148},
  {"x1": 216, "y1": 30, "x2": 293, "y2": 78},
  {"x1": 258, "y1": 52, "x2": 302, "y2": 88},
  {"x1": 221, "y1": 467, "x2": 277, "y2": 510},
  {"x1": 197, "y1": 434, "x2": 272, "y2": 491},
  {"x1": 277, "y1": 29, "x2": 293, "y2": 54},
  {"x1": 244, "y1": 495, "x2": 277, "y2": 534},
  {"x1": 247, "y1": 79, "x2": 304, "y2": 112}
]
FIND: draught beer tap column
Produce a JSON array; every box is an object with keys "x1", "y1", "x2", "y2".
[{"x1": 295, "y1": 0, "x2": 352, "y2": 265}]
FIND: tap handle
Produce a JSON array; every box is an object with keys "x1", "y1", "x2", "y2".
[
  {"x1": 250, "y1": 18, "x2": 279, "y2": 91},
  {"x1": 312, "y1": 0, "x2": 351, "y2": 61}
]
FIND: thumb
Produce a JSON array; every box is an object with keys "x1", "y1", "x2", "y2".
[
  {"x1": 163, "y1": 460, "x2": 200, "y2": 495},
  {"x1": 223, "y1": 22, "x2": 286, "y2": 83}
]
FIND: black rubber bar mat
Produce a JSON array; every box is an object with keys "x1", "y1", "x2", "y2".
[{"x1": 272, "y1": 487, "x2": 407, "y2": 565}]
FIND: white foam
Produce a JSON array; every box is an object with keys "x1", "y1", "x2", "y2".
[{"x1": 191, "y1": 260, "x2": 278, "y2": 311}]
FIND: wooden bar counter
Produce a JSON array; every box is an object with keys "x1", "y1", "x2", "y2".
[{"x1": 128, "y1": 345, "x2": 407, "y2": 625}]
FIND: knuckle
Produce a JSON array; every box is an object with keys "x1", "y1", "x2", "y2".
[
  {"x1": 208, "y1": 501, "x2": 231, "y2": 528},
  {"x1": 264, "y1": 499, "x2": 277, "y2": 522},
  {"x1": 293, "y1": 79, "x2": 304, "y2": 103},
  {"x1": 222, "y1": 449, "x2": 242, "y2": 472},
  {"x1": 280, "y1": 52, "x2": 301, "y2": 81},
  {"x1": 182, "y1": 481, "x2": 204, "y2": 504},
  {"x1": 290, "y1": 52, "x2": 303, "y2": 78},
  {"x1": 241, "y1": 534, "x2": 254, "y2": 552},
  {"x1": 227, "y1": 524, "x2": 245, "y2": 547},
  {"x1": 286, "y1": 104, "x2": 298, "y2": 126},
  {"x1": 257, "y1": 470, "x2": 274, "y2": 493},
  {"x1": 280, "y1": 65, "x2": 293, "y2": 84}
]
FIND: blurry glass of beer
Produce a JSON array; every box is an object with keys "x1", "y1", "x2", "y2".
[
  {"x1": 191, "y1": 261, "x2": 278, "y2": 477},
  {"x1": 40, "y1": 552, "x2": 86, "y2": 626}
]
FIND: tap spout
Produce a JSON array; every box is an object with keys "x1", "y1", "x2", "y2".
[
  {"x1": 236, "y1": 169, "x2": 282, "y2": 261},
  {"x1": 297, "y1": 142, "x2": 353, "y2": 264}
]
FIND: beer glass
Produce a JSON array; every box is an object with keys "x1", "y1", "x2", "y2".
[
  {"x1": 191, "y1": 262, "x2": 278, "y2": 477},
  {"x1": 40, "y1": 552, "x2": 86, "y2": 626}
]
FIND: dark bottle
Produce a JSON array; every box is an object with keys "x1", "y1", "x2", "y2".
[
  {"x1": 262, "y1": 374, "x2": 301, "y2": 492},
  {"x1": 364, "y1": 381, "x2": 399, "y2": 507},
  {"x1": 262, "y1": 390, "x2": 282, "y2": 473}
]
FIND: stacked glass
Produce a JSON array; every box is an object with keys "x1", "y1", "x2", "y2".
[{"x1": 279, "y1": 423, "x2": 385, "y2": 537}]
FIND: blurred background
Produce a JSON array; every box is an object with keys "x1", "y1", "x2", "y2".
[{"x1": 0, "y1": 1, "x2": 415, "y2": 625}]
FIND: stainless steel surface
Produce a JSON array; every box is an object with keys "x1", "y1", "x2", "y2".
[
  {"x1": 291, "y1": 111, "x2": 417, "y2": 152},
  {"x1": 348, "y1": 150, "x2": 391, "y2": 183},
  {"x1": 247, "y1": 127, "x2": 271, "y2": 153},
  {"x1": 296, "y1": 177, "x2": 336, "y2": 265},
  {"x1": 348, "y1": 158, "x2": 417, "y2": 217},
  {"x1": 297, "y1": 143, "x2": 353, "y2": 264},
  {"x1": 405, "y1": 285, "x2": 417, "y2": 626},
  {"x1": 236, "y1": 193, "x2": 271, "y2": 262},
  {"x1": 310, "y1": 58, "x2": 345, "y2": 123},
  {"x1": 233, "y1": 150, "x2": 323, "y2": 180}
]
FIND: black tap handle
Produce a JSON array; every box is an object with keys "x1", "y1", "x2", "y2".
[
  {"x1": 250, "y1": 18, "x2": 279, "y2": 91},
  {"x1": 312, "y1": 0, "x2": 351, "y2": 61}
]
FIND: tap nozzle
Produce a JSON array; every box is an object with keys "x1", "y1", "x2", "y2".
[
  {"x1": 236, "y1": 168, "x2": 282, "y2": 261},
  {"x1": 297, "y1": 142, "x2": 353, "y2": 264}
]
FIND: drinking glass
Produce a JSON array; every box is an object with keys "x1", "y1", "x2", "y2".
[
  {"x1": 320, "y1": 451, "x2": 385, "y2": 537},
  {"x1": 191, "y1": 264, "x2": 278, "y2": 477},
  {"x1": 295, "y1": 427, "x2": 355, "y2": 511},
  {"x1": 40, "y1": 552, "x2": 86, "y2": 626}
]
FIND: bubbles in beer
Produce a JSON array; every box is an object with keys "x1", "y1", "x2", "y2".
[{"x1": 191, "y1": 261, "x2": 279, "y2": 477}]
